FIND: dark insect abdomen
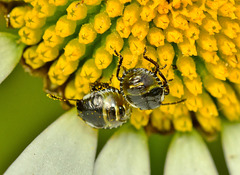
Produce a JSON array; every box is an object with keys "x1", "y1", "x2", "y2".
[
  {"x1": 77, "y1": 94, "x2": 106, "y2": 128},
  {"x1": 126, "y1": 87, "x2": 163, "y2": 110},
  {"x1": 121, "y1": 68, "x2": 164, "y2": 110},
  {"x1": 76, "y1": 88, "x2": 131, "y2": 129}
]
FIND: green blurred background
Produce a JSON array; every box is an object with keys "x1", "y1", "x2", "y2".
[{"x1": 0, "y1": 64, "x2": 229, "y2": 174}]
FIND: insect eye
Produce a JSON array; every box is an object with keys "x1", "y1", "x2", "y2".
[{"x1": 119, "y1": 106, "x2": 125, "y2": 117}]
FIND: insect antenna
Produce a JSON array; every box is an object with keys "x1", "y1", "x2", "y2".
[{"x1": 47, "y1": 94, "x2": 79, "y2": 102}]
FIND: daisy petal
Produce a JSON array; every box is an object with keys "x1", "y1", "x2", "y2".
[
  {"x1": 222, "y1": 122, "x2": 240, "y2": 175},
  {"x1": 164, "y1": 130, "x2": 218, "y2": 175},
  {"x1": 4, "y1": 108, "x2": 98, "y2": 175},
  {"x1": 93, "y1": 125, "x2": 150, "y2": 175},
  {"x1": 0, "y1": 32, "x2": 25, "y2": 84}
]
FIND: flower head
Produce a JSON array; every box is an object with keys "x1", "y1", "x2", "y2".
[{"x1": 1, "y1": 0, "x2": 240, "y2": 174}]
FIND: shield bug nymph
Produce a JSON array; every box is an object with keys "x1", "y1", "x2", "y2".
[
  {"x1": 114, "y1": 47, "x2": 186, "y2": 110},
  {"x1": 48, "y1": 82, "x2": 131, "y2": 129}
]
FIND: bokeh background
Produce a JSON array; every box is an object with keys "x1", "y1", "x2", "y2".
[{"x1": 0, "y1": 64, "x2": 229, "y2": 174}]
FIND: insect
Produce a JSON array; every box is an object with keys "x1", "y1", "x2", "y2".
[
  {"x1": 47, "y1": 82, "x2": 131, "y2": 129},
  {"x1": 114, "y1": 47, "x2": 186, "y2": 110}
]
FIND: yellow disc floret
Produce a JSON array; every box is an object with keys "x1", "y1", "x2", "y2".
[
  {"x1": 94, "y1": 47, "x2": 113, "y2": 69},
  {"x1": 18, "y1": 26, "x2": 42, "y2": 45},
  {"x1": 24, "y1": 10, "x2": 46, "y2": 29},
  {"x1": 43, "y1": 25, "x2": 64, "y2": 47},
  {"x1": 106, "y1": 0, "x2": 124, "y2": 18},
  {"x1": 64, "y1": 39, "x2": 86, "y2": 61},
  {"x1": 94, "y1": 12, "x2": 111, "y2": 34},
  {"x1": 78, "y1": 23, "x2": 97, "y2": 44},
  {"x1": 67, "y1": 1, "x2": 88, "y2": 21},
  {"x1": 80, "y1": 59, "x2": 102, "y2": 83},
  {"x1": 9, "y1": 6, "x2": 29, "y2": 28},
  {"x1": 147, "y1": 27, "x2": 165, "y2": 47},
  {"x1": 55, "y1": 15, "x2": 77, "y2": 37},
  {"x1": 105, "y1": 32, "x2": 124, "y2": 54}
]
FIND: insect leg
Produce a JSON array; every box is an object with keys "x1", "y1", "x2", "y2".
[
  {"x1": 161, "y1": 99, "x2": 186, "y2": 105},
  {"x1": 114, "y1": 50, "x2": 124, "y2": 81},
  {"x1": 143, "y1": 47, "x2": 170, "y2": 94}
]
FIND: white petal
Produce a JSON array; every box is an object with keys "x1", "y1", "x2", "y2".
[
  {"x1": 0, "y1": 33, "x2": 25, "y2": 84},
  {"x1": 4, "y1": 108, "x2": 98, "y2": 175},
  {"x1": 222, "y1": 122, "x2": 240, "y2": 175},
  {"x1": 93, "y1": 125, "x2": 150, "y2": 175},
  {"x1": 164, "y1": 130, "x2": 218, "y2": 175}
]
